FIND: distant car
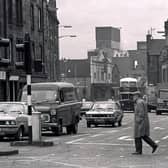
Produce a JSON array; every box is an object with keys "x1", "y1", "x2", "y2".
[
  {"x1": 80, "y1": 101, "x2": 94, "y2": 116},
  {"x1": 85, "y1": 101, "x2": 123, "y2": 127},
  {"x1": 0, "y1": 102, "x2": 36, "y2": 140}
]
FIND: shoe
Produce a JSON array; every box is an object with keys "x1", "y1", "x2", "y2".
[
  {"x1": 132, "y1": 152, "x2": 142, "y2": 155},
  {"x1": 152, "y1": 145, "x2": 158, "y2": 153}
]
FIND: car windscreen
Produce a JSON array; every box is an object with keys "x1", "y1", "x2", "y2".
[
  {"x1": 21, "y1": 90, "x2": 57, "y2": 103},
  {"x1": 0, "y1": 104, "x2": 25, "y2": 113},
  {"x1": 92, "y1": 103, "x2": 116, "y2": 111},
  {"x1": 159, "y1": 91, "x2": 168, "y2": 99},
  {"x1": 82, "y1": 102, "x2": 93, "y2": 108}
]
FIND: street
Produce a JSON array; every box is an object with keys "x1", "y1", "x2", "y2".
[{"x1": 0, "y1": 113, "x2": 168, "y2": 168}]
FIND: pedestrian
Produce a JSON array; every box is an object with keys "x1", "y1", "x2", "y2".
[{"x1": 132, "y1": 91, "x2": 158, "y2": 155}]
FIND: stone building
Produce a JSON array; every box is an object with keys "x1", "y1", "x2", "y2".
[
  {"x1": 146, "y1": 33, "x2": 165, "y2": 85},
  {"x1": 0, "y1": 0, "x2": 59, "y2": 101},
  {"x1": 60, "y1": 52, "x2": 120, "y2": 101}
]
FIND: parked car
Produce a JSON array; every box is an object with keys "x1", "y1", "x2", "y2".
[
  {"x1": 0, "y1": 102, "x2": 36, "y2": 140},
  {"x1": 80, "y1": 101, "x2": 94, "y2": 116},
  {"x1": 85, "y1": 101, "x2": 123, "y2": 127}
]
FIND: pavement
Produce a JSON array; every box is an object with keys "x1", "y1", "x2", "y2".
[
  {"x1": 0, "y1": 144, "x2": 19, "y2": 156},
  {"x1": 0, "y1": 138, "x2": 54, "y2": 156}
]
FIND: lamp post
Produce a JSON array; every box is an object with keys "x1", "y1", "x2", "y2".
[
  {"x1": 59, "y1": 35, "x2": 77, "y2": 39},
  {"x1": 59, "y1": 35, "x2": 77, "y2": 81}
]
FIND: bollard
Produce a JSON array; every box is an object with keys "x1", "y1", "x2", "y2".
[{"x1": 32, "y1": 112, "x2": 41, "y2": 142}]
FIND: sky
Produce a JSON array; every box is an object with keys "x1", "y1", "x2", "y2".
[{"x1": 57, "y1": 0, "x2": 168, "y2": 60}]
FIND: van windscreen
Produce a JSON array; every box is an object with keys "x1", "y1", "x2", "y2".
[{"x1": 21, "y1": 90, "x2": 57, "y2": 103}]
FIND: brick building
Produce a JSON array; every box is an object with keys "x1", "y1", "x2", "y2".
[{"x1": 0, "y1": 0, "x2": 59, "y2": 101}]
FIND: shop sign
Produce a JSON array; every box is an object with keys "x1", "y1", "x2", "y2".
[
  {"x1": 0, "y1": 71, "x2": 6, "y2": 80},
  {"x1": 9, "y1": 75, "x2": 19, "y2": 81}
]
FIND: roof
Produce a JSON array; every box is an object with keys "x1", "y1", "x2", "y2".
[
  {"x1": 23, "y1": 82, "x2": 75, "y2": 90},
  {"x1": 60, "y1": 59, "x2": 90, "y2": 78},
  {"x1": 0, "y1": 102, "x2": 27, "y2": 105}
]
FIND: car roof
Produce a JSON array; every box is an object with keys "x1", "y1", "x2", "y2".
[
  {"x1": 0, "y1": 102, "x2": 27, "y2": 105},
  {"x1": 93, "y1": 101, "x2": 116, "y2": 104},
  {"x1": 22, "y1": 82, "x2": 75, "y2": 90}
]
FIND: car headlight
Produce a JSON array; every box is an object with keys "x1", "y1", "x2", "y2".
[
  {"x1": 5, "y1": 121, "x2": 16, "y2": 125},
  {"x1": 10, "y1": 120, "x2": 16, "y2": 125},
  {"x1": 5, "y1": 121, "x2": 10, "y2": 125},
  {"x1": 50, "y1": 109, "x2": 57, "y2": 115}
]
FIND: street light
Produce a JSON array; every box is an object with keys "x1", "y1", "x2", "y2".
[
  {"x1": 59, "y1": 35, "x2": 77, "y2": 39},
  {"x1": 59, "y1": 25, "x2": 72, "y2": 28}
]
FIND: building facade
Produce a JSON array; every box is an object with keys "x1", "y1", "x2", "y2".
[
  {"x1": 96, "y1": 26, "x2": 120, "y2": 50},
  {"x1": 88, "y1": 49, "x2": 120, "y2": 100},
  {"x1": 0, "y1": 0, "x2": 59, "y2": 101},
  {"x1": 146, "y1": 33, "x2": 165, "y2": 85}
]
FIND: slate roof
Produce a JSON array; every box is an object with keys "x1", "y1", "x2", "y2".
[{"x1": 60, "y1": 59, "x2": 90, "y2": 78}]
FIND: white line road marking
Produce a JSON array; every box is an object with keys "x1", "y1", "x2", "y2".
[
  {"x1": 154, "y1": 127, "x2": 165, "y2": 130},
  {"x1": 65, "y1": 141, "x2": 167, "y2": 148},
  {"x1": 118, "y1": 136, "x2": 131, "y2": 140},
  {"x1": 103, "y1": 130, "x2": 119, "y2": 133},
  {"x1": 162, "y1": 135, "x2": 168, "y2": 140},
  {"x1": 66, "y1": 138, "x2": 85, "y2": 144},
  {"x1": 90, "y1": 134, "x2": 104, "y2": 137},
  {"x1": 155, "y1": 140, "x2": 160, "y2": 143},
  {"x1": 50, "y1": 161, "x2": 96, "y2": 168}
]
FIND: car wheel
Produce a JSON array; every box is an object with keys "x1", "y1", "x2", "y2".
[
  {"x1": 72, "y1": 123, "x2": 78, "y2": 134},
  {"x1": 15, "y1": 127, "x2": 24, "y2": 141},
  {"x1": 156, "y1": 110, "x2": 161, "y2": 115},
  {"x1": 52, "y1": 122, "x2": 63, "y2": 136},
  {"x1": 112, "y1": 123, "x2": 115, "y2": 127},
  {"x1": 66, "y1": 125, "x2": 72, "y2": 134},
  {"x1": 118, "y1": 120, "x2": 122, "y2": 127},
  {"x1": 87, "y1": 122, "x2": 91, "y2": 128}
]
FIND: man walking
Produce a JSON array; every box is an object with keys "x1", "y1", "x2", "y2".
[{"x1": 132, "y1": 91, "x2": 158, "y2": 155}]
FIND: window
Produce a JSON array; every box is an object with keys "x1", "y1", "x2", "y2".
[
  {"x1": 101, "y1": 71, "x2": 104, "y2": 81},
  {"x1": 8, "y1": 0, "x2": 13, "y2": 24},
  {"x1": 31, "y1": 41, "x2": 35, "y2": 60},
  {"x1": 162, "y1": 67, "x2": 166, "y2": 83},
  {"x1": 30, "y1": 4, "x2": 34, "y2": 30},
  {"x1": 35, "y1": 44, "x2": 42, "y2": 61},
  {"x1": 16, "y1": 0, "x2": 23, "y2": 25},
  {"x1": 38, "y1": 7, "x2": 42, "y2": 30},
  {"x1": 16, "y1": 38, "x2": 24, "y2": 62},
  {"x1": 133, "y1": 60, "x2": 138, "y2": 69},
  {"x1": 60, "y1": 88, "x2": 76, "y2": 102},
  {"x1": 94, "y1": 72, "x2": 96, "y2": 80}
]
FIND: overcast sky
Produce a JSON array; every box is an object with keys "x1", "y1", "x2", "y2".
[{"x1": 57, "y1": 0, "x2": 168, "y2": 59}]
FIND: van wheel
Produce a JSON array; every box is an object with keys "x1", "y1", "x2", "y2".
[
  {"x1": 66, "y1": 125, "x2": 72, "y2": 134},
  {"x1": 156, "y1": 110, "x2": 161, "y2": 115},
  {"x1": 118, "y1": 120, "x2": 122, "y2": 127},
  {"x1": 15, "y1": 127, "x2": 24, "y2": 141},
  {"x1": 72, "y1": 123, "x2": 78, "y2": 134},
  {"x1": 52, "y1": 123, "x2": 63, "y2": 136},
  {"x1": 87, "y1": 122, "x2": 91, "y2": 128}
]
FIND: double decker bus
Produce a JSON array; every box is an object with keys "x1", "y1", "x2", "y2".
[{"x1": 119, "y1": 77, "x2": 138, "y2": 112}]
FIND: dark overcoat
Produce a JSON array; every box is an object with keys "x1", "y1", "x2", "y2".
[{"x1": 134, "y1": 98, "x2": 150, "y2": 138}]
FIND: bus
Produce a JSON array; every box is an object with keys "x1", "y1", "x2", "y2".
[{"x1": 119, "y1": 77, "x2": 138, "y2": 112}]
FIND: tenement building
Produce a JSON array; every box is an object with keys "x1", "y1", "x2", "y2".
[{"x1": 0, "y1": 0, "x2": 59, "y2": 101}]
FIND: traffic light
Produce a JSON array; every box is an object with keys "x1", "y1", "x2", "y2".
[
  {"x1": 15, "y1": 33, "x2": 32, "y2": 74},
  {"x1": 24, "y1": 33, "x2": 32, "y2": 74},
  {"x1": 0, "y1": 38, "x2": 10, "y2": 47}
]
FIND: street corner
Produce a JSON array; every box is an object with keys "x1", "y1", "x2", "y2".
[
  {"x1": 0, "y1": 148, "x2": 19, "y2": 156},
  {"x1": 10, "y1": 140, "x2": 54, "y2": 147}
]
